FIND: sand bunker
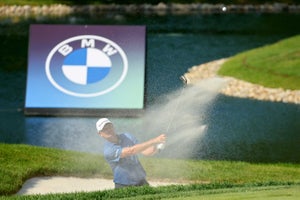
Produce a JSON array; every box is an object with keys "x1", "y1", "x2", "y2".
[{"x1": 17, "y1": 176, "x2": 182, "y2": 195}]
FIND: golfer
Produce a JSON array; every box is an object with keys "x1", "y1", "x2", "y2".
[{"x1": 96, "y1": 118, "x2": 166, "y2": 188}]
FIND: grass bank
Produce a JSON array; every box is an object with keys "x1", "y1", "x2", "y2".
[
  {"x1": 0, "y1": 143, "x2": 112, "y2": 196},
  {"x1": 218, "y1": 34, "x2": 300, "y2": 90},
  {"x1": 0, "y1": 143, "x2": 299, "y2": 198},
  {"x1": 1, "y1": 184, "x2": 300, "y2": 200}
]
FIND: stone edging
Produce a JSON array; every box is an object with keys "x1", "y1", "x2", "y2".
[{"x1": 183, "y1": 58, "x2": 300, "y2": 104}]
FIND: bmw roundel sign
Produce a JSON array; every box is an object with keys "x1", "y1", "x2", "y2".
[
  {"x1": 45, "y1": 35, "x2": 128, "y2": 97},
  {"x1": 25, "y1": 25, "x2": 146, "y2": 116}
]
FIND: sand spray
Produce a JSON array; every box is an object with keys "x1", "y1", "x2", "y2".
[
  {"x1": 132, "y1": 77, "x2": 227, "y2": 159},
  {"x1": 122, "y1": 77, "x2": 228, "y2": 179}
]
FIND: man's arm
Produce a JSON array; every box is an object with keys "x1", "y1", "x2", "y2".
[
  {"x1": 120, "y1": 134, "x2": 166, "y2": 158},
  {"x1": 141, "y1": 145, "x2": 158, "y2": 156}
]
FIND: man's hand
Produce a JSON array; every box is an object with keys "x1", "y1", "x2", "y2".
[
  {"x1": 122, "y1": 134, "x2": 167, "y2": 157},
  {"x1": 153, "y1": 134, "x2": 167, "y2": 144}
]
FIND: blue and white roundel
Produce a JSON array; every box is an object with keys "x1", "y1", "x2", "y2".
[
  {"x1": 45, "y1": 35, "x2": 128, "y2": 97},
  {"x1": 62, "y1": 48, "x2": 111, "y2": 85}
]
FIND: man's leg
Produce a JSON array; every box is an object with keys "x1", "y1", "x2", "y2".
[
  {"x1": 136, "y1": 179, "x2": 149, "y2": 186},
  {"x1": 115, "y1": 179, "x2": 149, "y2": 189},
  {"x1": 115, "y1": 183, "x2": 127, "y2": 189}
]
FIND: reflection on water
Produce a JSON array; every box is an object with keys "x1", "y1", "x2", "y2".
[{"x1": 0, "y1": 12, "x2": 300, "y2": 163}]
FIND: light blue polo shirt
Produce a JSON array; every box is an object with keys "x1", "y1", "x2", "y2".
[{"x1": 103, "y1": 133, "x2": 147, "y2": 185}]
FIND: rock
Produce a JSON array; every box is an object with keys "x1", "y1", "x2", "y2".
[
  {"x1": 183, "y1": 58, "x2": 300, "y2": 104},
  {"x1": 1, "y1": 3, "x2": 300, "y2": 18}
]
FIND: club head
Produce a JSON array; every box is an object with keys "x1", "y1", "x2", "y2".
[{"x1": 179, "y1": 75, "x2": 188, "y2": 85}]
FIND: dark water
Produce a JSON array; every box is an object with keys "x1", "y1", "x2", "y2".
[{"x1": 0, "y1": 12, "x2": 299, "y2": 163}]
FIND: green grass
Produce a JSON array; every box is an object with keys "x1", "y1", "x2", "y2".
[
  {"x1": 1, "y1": 184, "x2": 300, "y2": 200},
  {"x1": 166, "y1": 185, "x2": 300, "y2": 200},
  {"x1": 0, "y1": 143, "x2": 112, "y2": 195},
  {"x1": 218, "y1": 34, "x2": 300, "y2": 90},
  {"x1": 0, "y1": 143, "x2": 300, "y2": 199}
]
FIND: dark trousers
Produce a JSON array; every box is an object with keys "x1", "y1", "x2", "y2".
[{"x1": 115, "y1": 179, "x2": 149, "y2": 189}]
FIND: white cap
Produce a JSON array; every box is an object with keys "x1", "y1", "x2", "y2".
[{"x1": 96, "y1": 118, "x2": 111, "y2": 132}]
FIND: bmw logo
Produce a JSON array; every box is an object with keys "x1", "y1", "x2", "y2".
[{"x1": 45, "y1": 35, "x2": 128, "y2": 97}]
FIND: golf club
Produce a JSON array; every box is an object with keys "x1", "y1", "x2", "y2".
[
  {"x1": 165, "y1": 75, "x2": 188, "y2": 132},
  {"x1": 157, "y1": 75, "x2": 188, "y2": 151}
]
